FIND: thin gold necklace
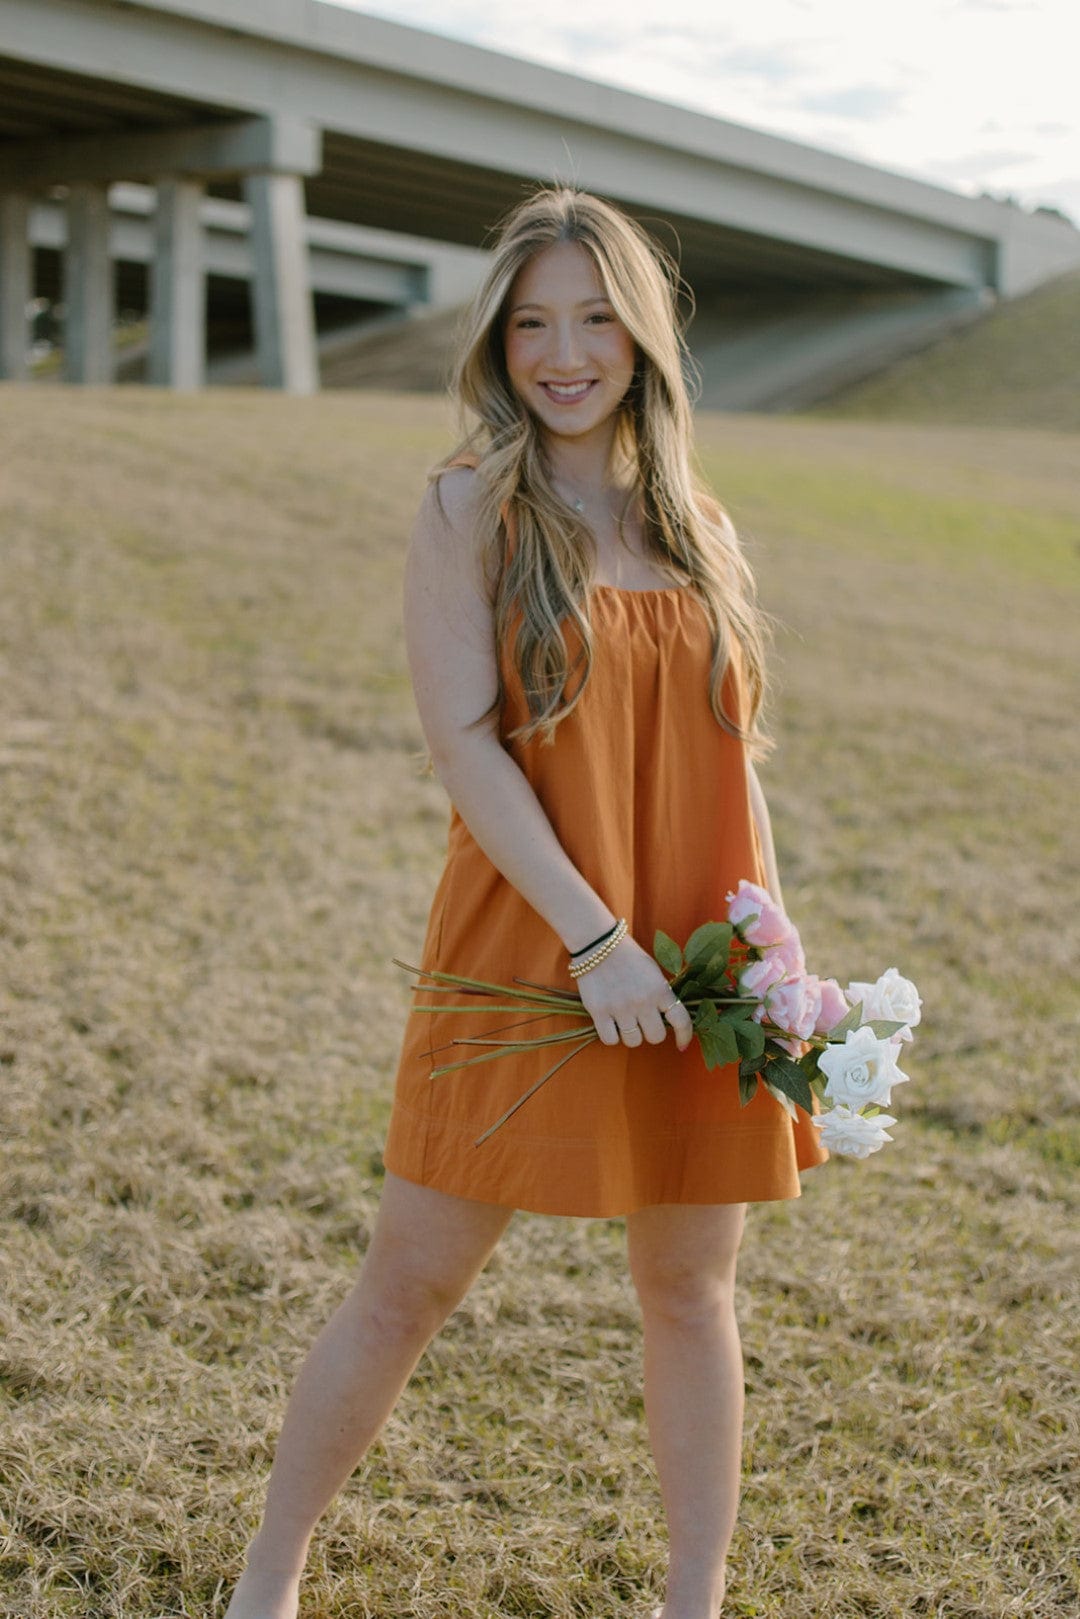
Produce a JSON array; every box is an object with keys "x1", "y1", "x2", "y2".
[{"x1": 558, "y1": 477, "x2": 636, "y2": 519}]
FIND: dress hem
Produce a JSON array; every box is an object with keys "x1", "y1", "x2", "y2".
[
  {"x1": 383, "y1": 1100, "x2": 828, "y2": 1218},
  {"x1": 381, "y1": 1153, "x2": 825, "y2": 1219}
]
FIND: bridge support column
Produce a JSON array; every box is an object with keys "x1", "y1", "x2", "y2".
[
  {"x1": 243, "y1": 171, "x2": 317, "y2": 393},
  {"x1": 64, "y1": 182, "x2": 113, "y2": 384},
  {"x1": 0, "y1": 192, "x2": 32, "y2": 381},
  {"x1": 148, "y1": 176, "x2": 206, "y2": 390}
]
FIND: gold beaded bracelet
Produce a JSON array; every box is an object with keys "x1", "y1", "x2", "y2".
[{"x1": 568, "y1": 917, "x2": 628, "y2": 978}]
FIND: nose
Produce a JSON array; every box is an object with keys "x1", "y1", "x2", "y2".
[{"x1": 550, "y1": 318, "x2": 586, "y2": 372}]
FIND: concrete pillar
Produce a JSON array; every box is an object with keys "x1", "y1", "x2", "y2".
[
  {"x1": 0, "y1": 192, "x2": 32, "y2": 381},
  {"x1": 243, "y1": 171, "x2": 317, "y2": 393},
  {"x1": 148, "y1": 176, "x2": 206, "y2": 389},
  {"x1": 64, "y1": 182, "x2": 113, "y2": 384}
]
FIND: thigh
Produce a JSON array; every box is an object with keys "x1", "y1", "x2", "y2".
[
  {"x1": 359, "y1": 1170, "x2": 515, "y2": 1306},
  {"x1": 626, "y1": 1202, "x2": 747, "y2": 1301}
]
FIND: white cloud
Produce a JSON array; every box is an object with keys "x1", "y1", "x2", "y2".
[{"x1": 326, "y1": 0, "x2": 1079, "y2": 220}]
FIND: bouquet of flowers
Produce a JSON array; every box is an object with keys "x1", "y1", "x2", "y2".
[{"x1": 396, "y1": 879, "x2": 921, "y2": 1155}]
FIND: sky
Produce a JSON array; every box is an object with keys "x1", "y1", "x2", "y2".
[{"x1": 325, "y1": 0, "x2": 1078, "y2": 223}]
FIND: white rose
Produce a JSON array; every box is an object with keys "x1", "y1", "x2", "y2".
[
  {"x1": 812, "y1": 1103, "x2": 897, "y2": 1158},
  {"x1": 846, "y1": 967, "x2": 922, "y2": 1042},
  {"x1": 817, "y1": 1024, "x2": 909, "y2": 1108}
]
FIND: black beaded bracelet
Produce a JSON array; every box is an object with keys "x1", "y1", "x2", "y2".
[{"x1": 570, "y1": 921, "x2": 619, "y2": 959}]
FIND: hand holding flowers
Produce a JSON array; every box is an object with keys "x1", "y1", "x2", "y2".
[{"x1": 395, "y1": 878, "x2": 921, "y2": 1157}]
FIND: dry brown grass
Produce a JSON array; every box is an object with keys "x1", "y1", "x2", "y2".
[{"x1": 1, "y1": 386, "x2": 1078, "y2": 1619}]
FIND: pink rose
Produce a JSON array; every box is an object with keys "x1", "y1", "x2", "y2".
[
  {"x1": 815, "y1": 977, "x2": 849, "y2": 1035},
  {"x1": 766, "y1": 927, "x2": 806, "y2": 978},
  {"x1": 764, "y1": 973, "x2": 823, "y2": 1040},
  {"x1": 739, "y1": 953, "x2": 787, "y2": 1000},
  {"x1": 726, "y1": 880, "x2": 791, "y2": 947}
]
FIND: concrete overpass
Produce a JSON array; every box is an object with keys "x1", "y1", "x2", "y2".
[{"x1": 2, "y1": 0, "x2": 1078, "y2": 405}]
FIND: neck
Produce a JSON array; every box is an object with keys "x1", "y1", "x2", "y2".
[{"x1": 543, "y1": 424, "x2": 634, "y2": 503}]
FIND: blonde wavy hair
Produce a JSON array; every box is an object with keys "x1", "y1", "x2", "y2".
[{"x1": 432, "y1": 185, "x2": 775, "y2": 760}]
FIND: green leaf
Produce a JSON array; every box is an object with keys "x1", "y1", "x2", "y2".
[
  {"x1": 702, "y1": 946, "x2": 733, "y2": 985},
  {"x1": 653, "y1": 930, "x2": 683, "y2": 975},
  {"x1": 693, "y1": 998, "x2": 719, "y2": 1030},
  {"x1": 729, "y1": 1018, "x2": 766, "y2": 1058},
  {"x1": 867, "y1": 1018, "x2": 906, "y2": 1038},
  {"x1": 761, "y1": 1050, "x2": 814, "y2": 1113},
  {"x1": 685, "y1": 922, "x2": 733, "y2": 968},
  {"x1": 715, "y1": 1020, "x2": 741, "y2": 1067},
  {"x1": 826, "y1": 1000, "x2": 862, "y2": 1040},
  {"x1": 695, "y1": 1004, "x2": 739, "y2": 1069},
  {"x1": 738, "y1": 1072, "x2": 759, "y2": 1106}
]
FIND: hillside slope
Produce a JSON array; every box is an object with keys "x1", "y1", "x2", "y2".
[
  {"x1": 320, "y1": 303, "x2": 466, "y2": 393},
  {"x1": 316, "y1": 267, "x2": 1080, "y2": 430},
  {"x1": 811, "y1": 267, "x2": 1080, "y2": 431}
]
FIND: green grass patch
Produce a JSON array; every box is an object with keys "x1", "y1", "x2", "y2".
[{"x1": 810, "y1": 266, "x2": 1080, "y2": 432}]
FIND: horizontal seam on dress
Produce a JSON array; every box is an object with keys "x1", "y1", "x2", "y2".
[{"x1": 388, "y1": 1099, "x2": 794, "y2": 1148}]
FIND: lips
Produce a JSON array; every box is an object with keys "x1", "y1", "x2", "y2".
[{"x1": 539, "y1": 379, "x2": 597, "y2": 403}]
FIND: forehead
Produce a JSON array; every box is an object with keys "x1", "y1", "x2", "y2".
[{"x1": 507, "y1": 239, "x2": 609, "y2": 309}]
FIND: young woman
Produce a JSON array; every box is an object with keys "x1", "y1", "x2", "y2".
[{"x1": 224, "y1": 187, "x2": 827, "y2": 1619}]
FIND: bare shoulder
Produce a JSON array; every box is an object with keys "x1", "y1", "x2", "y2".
[
  {"x1": 412, "y1": 465, "x2": 482, "y2": 545},
  {"x1": 430, "y1": 463, "x2": 483, "y2": 521},
  {"x1": 698, "y1": 486, "x2": 738, "y2": 540},
  {"x1": 409, "y1": 466, "x2": 490, "y2": 591},
  {"x1": 405, "y1": 464, "x2": 496, "y2": 654}
]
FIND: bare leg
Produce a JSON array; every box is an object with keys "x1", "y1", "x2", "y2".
[
  {"x1": 626, "y1": 1202, "x2": 747, "y2": 1619},
  {"x1": 224, "y1": 1172, "x2": 513, "y2": 1619}
]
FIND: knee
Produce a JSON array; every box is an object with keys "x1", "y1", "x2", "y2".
[
  {"x1": 353, "y1": 1261, "x2": 464, "y2": 1346},
  {"x1": 631, "y1": 1257, "x2": 737, "y2": 1329}
]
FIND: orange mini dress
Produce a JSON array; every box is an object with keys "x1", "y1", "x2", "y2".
[{"x1": 383, "y1": 458, "x2": 828, "y2": 1216}]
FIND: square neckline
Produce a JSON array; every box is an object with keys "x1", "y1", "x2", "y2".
[{"x1": 591, "y1": 581, "x2": 691, "y2": 596}]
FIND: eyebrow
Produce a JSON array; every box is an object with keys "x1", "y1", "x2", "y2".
[{"x1": 507, "y1": 296, "x2": 613, "y2": 314}]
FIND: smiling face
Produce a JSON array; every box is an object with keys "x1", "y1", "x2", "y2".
[{"x1": 502, "y1": 239, "x2": 637, "y2": 446}]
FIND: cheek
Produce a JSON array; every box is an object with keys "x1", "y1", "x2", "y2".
[
  {"x1": 606, "y1": 333, "x2": 637, "y2": 384},
  {"x1": 502, "y1": 329, "x2": 527, "y2": 382}
]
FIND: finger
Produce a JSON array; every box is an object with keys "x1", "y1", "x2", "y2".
[
  {"x1": 617, "y1": 1022, "x2": 643, "y2": 1048},
  {"x1": 638, "y1": 1008, "x2": 667, "y2": 1045},
  {"x1": 596, "y1": 1016, "x2": 621, "y2": 1048},
  {"x1": 663, "y1": 1002, "x2": 695, "y2": 1052}
]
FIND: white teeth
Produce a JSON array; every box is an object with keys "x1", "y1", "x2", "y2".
[{"x1": 544, "y1": 381, "x2": 593, "y2": 397}]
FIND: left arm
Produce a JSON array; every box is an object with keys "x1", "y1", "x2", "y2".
[{"x1": 746, "y1": 760, "x2": 786, "y2": 910}]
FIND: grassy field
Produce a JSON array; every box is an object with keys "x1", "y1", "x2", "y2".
[
  {"x1": 1, "y1": 385, "x2": 1077, "y2": 1619},
  {"x1": 812, "y1": 268, "x2": 1080, "y2": 432}
]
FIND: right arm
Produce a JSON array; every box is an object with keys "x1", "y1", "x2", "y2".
[{"x1": 402, "y1": 468, "x2": 692, "y2": 1052}]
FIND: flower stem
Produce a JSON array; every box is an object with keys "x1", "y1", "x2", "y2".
[
  {"x1": 412, "y1": 1002, "x2": 589, "y2": 1016},
  {"x1": 428, "y1": 1027, "x2": 598, "y2": 1077},
  {"x1": 394, "y1": 959, "x2": 575, "y2": 1005},
  {"x1": 422, "y1": 1008, "x2": 582, "y2": 1057},
  {"x1": 473, "y1": 1035, "x2": 596, "y2": 1146}
]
